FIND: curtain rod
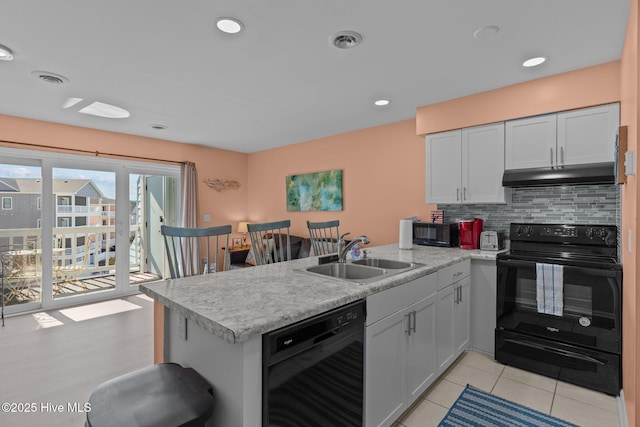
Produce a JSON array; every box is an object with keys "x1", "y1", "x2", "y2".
[{"x1": 0, "y1": 138, "x2": 184, "y2": 165}]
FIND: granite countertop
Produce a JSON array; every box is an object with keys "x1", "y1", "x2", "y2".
[{"x1": 140, "y1": 244, "x2": 503, "y2": 344}]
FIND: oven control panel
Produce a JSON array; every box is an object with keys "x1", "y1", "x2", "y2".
[
  {"x1": 511, "y1": 223, "x2": 617, "y2": 246},
  {"x1": 540, "y1": 226, "x2": 578, "y2": 238}
]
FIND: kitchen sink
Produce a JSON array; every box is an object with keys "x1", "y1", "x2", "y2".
[
  {"x1": 306, "y1": 263, "x2": 386, "y2": 280},
  {"x1": 352, "y1": 258, "x2": 414, "y2": 269},
  {"x1": 297, "y1": 258, "x2": 425, "y2": 284}
]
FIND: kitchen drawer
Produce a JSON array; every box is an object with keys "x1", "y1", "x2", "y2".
[
  {"x1": 366, "y1": 273, "x2": 436, "y2": 326},
  {"x1": 437, "y1": 260, "x2": 470, "y2": 290}
]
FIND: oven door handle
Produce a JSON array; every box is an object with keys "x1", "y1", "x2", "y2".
[
  {"x1": 497, "y1": 258, "x2": 620, "y2": 278},
  {"x1": 505, "y1": 338, "x2": 605, "y2": 365}
]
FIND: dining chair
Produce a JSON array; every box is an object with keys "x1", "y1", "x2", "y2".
[
  {"x1": 307, "y1": 220, "x2": 340, "y2": 255},
  {"x1": 53, "y1": 235, "x2": 95, "y2": 295},
  {"x1": 161, "y1": 225, "x2": 232, "y2": 279},
  {"x1": 247, "y1": 220, "x2": 291, "y2": 265}
]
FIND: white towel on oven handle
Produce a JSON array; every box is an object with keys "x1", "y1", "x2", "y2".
[{"x1": 536, "y1": 263, "x2": 563, "y2": 316}]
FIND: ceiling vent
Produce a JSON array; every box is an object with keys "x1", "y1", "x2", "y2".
[
  {"x1": 31, "y1": 71, "x2": 69, "y2": 84},
  {"x1": 332, "y1": 31, "x2": 363, "y2": 49}
]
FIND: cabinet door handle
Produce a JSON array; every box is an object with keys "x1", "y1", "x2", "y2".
[
  {"x1": 463, "y1": 187, "x2": 467, "y2": 200},
  {"x1": 560, "y1": 146, "x2": 565, "y2": 167},
  {"x1": 458, "y1": 285, "x2": 462, "y2": 303},
  {"x1": 410, "y1": 311, "x2": 417, "y2": 334},
  {"x1": 550, "y1": 147, "x2": 554, "y2": 168},
  {"x1": 456, "y1": 188, "x2": 460, "y2": 201}
]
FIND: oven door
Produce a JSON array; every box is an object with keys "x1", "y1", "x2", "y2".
[{"x1": 496, "y1": 258, "x2": 622, "y2": 354}]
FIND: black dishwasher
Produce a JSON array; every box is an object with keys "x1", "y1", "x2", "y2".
[{"x1": 262, "y1": 300, "x2": 365, "y2": 427}]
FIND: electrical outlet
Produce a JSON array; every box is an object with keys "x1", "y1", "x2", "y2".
[{"x1": 177, "y1": 315, "x2": 187, "y2": 340}]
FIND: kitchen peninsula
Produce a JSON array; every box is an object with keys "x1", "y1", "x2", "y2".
[{"x1": 140, "y1": 244, "x2": 500, "y2": 426}]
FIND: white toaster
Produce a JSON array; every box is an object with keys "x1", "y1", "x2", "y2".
[{"x1": 480, "y1": 230, "x2": 506, "y2": 250}]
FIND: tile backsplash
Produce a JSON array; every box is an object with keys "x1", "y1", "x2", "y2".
[{"x1": 436, "y1": 184, "x2": 620, "y2": 233}]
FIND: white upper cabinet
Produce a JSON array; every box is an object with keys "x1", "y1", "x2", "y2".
[
  {"x1": 557, "y1": 103, "x2": 620, "y2": 166},
  {"x1": 426, "y1": 130, "x2": 461, "y2": 204},
  {"x1": 462, "y1": 123, "x2": 507, "y2": 203},
  {"x1": 505, "y1": 114, "x2": 556, "y2": 169},
  {"x1": 426, "y1": 123, "x2": 508, "y2": 204},
  {"x1": 505, "y1": 103, "x2": 620, "y2": 170}
]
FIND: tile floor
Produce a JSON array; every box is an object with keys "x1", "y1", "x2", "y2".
[{"x1": 395, "y1": 351, "x2": 621, "y2": 427}]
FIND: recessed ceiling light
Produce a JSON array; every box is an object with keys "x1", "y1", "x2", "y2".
[
  {"x1": 78, "y1": 102, "x2": 130, "y2": 119},
  {"x1": 332, "y1": 31, "x2": 363, "y2": 49},
  {"x1": 374, "y1": 99, "x2": 390, "y2": 106},
  {"x1": 216, "y1": 18, "x2": 243, "y2": 34},
  {"x1": 523, "y1": 56, "x2": 547, "y2": 67},
  {"x1": 0, "y1": 44, "x2": 13, "y2": 61},
  {"x1": 473, "y1": 26, "x2": 500, "y2": 40}
]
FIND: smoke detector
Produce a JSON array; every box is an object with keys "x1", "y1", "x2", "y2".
[
  {"x1": 331, "y1": 31, "x2": 363, "y2": 49},
  {"x1": 31, "y1": 71, "x2": 69, "y2": 84}
]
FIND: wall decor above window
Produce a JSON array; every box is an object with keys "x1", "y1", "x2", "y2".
[{"x1": 286, "y1": 170, "x2": 343, "y2": 211}]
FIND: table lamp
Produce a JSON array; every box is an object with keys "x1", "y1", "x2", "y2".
[{"x1": 238, "y1": 221, "x2": 249, "y2": 246}]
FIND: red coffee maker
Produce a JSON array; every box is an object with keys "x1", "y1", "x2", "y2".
[{"x1": 459, "y1": 218, "x2": 484, "y2": 249}]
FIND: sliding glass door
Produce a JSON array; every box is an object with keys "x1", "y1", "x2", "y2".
[
  {"x1": 128, "y1": 174, "x2": 177, "y2": 287},
  {"x1": 0, "y1": 161, "x2": 42, "y2": 314},
  {"x1": 0, "y1": 147, "x2": 179, "y2": 313},
  {"x1": 51, "y1": 167, "x2": 118, "y2": 301}
]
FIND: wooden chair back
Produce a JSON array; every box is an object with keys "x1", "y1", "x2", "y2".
[
  {"x1": 247, "y1": 220, "x2": 291, "y2": 265},
  {"x1": 307, "y1": 220, "x2": 340, "y2": 255},
  {"x1": 161, "y1": 225, "x2": 232, "y2": 278}
]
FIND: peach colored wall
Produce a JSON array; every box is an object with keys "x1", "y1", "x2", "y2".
[
  {"x1": 0, "y1": 114, "x2": 249, "y2": 237},
  {"x1": 621, "y1": 0, "x2": 639, "y2": 423},
  {"x1": 247, "y1": 119, "x2": 434, "y2": 245},
  {"x1": 416, "y1": 61, "x2": 621, "y2": 135}
]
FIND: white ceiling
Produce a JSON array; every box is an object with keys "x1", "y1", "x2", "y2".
[{"x1": 0, "y1": 1, "x2": 631, "y2": 153}]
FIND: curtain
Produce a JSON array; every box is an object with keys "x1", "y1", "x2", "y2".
[{"x1": 180, "y1": 161, "x2": 198, "y2": 228}]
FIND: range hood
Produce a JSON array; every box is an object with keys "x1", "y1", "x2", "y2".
[{"x1": 502, "y1": 162, "x2": 616, "y2": 187}]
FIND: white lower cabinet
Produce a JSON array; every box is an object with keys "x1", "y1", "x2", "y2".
[
  {"x1": 365, "y1": 274, "x2": 437, "y2": 427},
  {"x1": 436, "y1": 263, "x2": 471, "y2": 375}
]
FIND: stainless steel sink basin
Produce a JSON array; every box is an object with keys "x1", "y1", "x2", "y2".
[
  {"x1": 352, "y1": 258, "x2": 414, "y2": 269},
  {"x1": 297, "y1": 258, "x2": 425, "y2": 284},
  {"x1": 306, "y1": 263, "x2": 386, "y2": 280}
]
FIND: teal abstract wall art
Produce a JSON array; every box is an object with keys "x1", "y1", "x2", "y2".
[{"x1": 286, "y1": 170, "x2": 343, "y2": 211}]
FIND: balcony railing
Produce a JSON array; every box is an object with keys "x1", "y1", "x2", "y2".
[
  {"x1": 56, "y1": 205, "x2": 91, "y2": 215},
  {"x1": 0, "y1": 225, "x2": 147, "y2": 306}
]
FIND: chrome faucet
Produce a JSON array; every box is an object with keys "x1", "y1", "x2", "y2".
[{"x1": 337, "y1": 233, "x2": 370, "y2": 263}]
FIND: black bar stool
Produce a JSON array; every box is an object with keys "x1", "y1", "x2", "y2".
[{"x1": 86, "y1": 363, "x2": 214, "y2": 427}]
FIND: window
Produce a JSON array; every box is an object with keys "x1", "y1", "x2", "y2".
[{"x1": 2, "y1": 197, "x2": 12, "y2": 210}]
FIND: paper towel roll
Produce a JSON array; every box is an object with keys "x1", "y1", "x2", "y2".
[{"x1": 399, "y1": 219, "x2": 413, "y2": 250}]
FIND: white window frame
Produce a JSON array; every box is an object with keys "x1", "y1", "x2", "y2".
[
  {"x1": 2, "y1": 196, "x2": 12, "y2": 210},
  {"x1": 0, "y1": 146, "x2": 180, "y2": 312}
]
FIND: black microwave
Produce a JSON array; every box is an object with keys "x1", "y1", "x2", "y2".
[{"x1": 413, "y1": 222, "x2": 459, "y2": 247}]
